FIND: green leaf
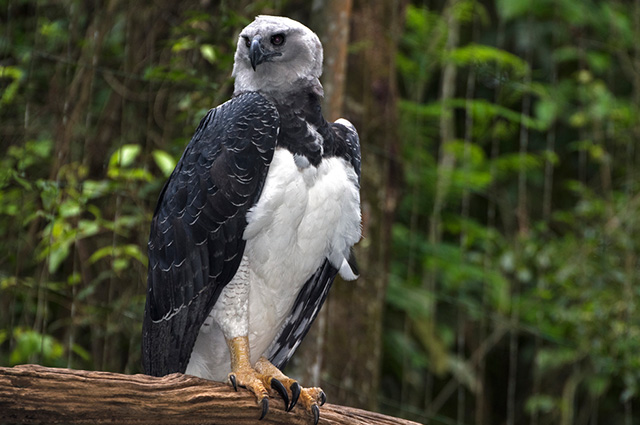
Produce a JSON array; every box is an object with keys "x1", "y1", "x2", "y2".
[
  {"x1": 535, "y1": 98, "x2": 558, "y2": 128},
  {"x1": 0, "y1": 66, "x2": 24, "y2": 106},
  {"x1": 82, "y1": 180, "x2": 110, "y2": 199},
  {"x1": 72, "y1": 343, "x2": 92, "y2": 362},
  {"x1": 78, "y1": 220, "x2": 100, "y2": 238},
  {"x1": 67, "y1": 272, "x2": 81, "y2": 285},
  {"x1": 122, "y1": 244, "x2": 147, "y2": 267},
  {"x1": 59, "y1": 199, "x2": 81, "y2": 218},
  {"x1": 200, "y1": 44, "x2": 217, "y2": 64},
  {"x1": 113, "y1": 258, "x2": 129, "y2": 271},
  {"x1": 89, "y1": 246, "x2": 116, "y2": 264},
  {"x1": 48, "y1": 247, "x2": 69, "y2": 274},
  {"x1": 152, "y1": 150, "x2": 177, "y2": 177},
  {"x1": 29, "y1": 139, "x2": 54, "y2": 159},
  {"x1": 447, "y1": 43, "x2": 528, "y2": 76},
  {"x1": 109, "y1": 144, "x2": 142, "y2": 169},
  {"x1": 171, "y1": 36, "x2": 196, "y2": 52},
  {"x1": 0, "y1": 276, "x2": 18, "y2": 290},
  {"x1": 446, "y1": 98, "x2": 547, "y2": 131},
  {"x1": 9, "y1": 328, "x2": 65, "y2": 366},
  {"x1": 587, "y1": 51, "x2": 610, "y2": 74}
]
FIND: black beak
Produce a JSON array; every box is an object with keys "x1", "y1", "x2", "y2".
[
  {"x1": 249, "y1": 36, "x2": 282, "y2": 72},
  {"x1": 250, "y1": 37, "x2": 265, "y2": 71}
]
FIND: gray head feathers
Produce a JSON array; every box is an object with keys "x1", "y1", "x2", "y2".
[{"x1": 232, "y1": 16, "x2": 324, "y2": 98}]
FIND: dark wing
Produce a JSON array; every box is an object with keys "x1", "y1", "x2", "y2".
[
  {"x1": 142, "y1": 92, "x2": 279, "y2": 376},
  {"x1": 265, "y1": 120, "x2": 361, "y2": 370},
  {"x1": 266, "y1": 260, "x2": 338, "y2": 369},
  {"x1": 329, "y1": 120, "x2": 361, "y2": 182}
]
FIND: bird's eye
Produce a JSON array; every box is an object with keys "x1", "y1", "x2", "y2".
[
  {"x1": 270, "y1": 33, "x2": 285, "y2": 46},
  {"x1": 243, "y1": 37, "x2": 250, "y2": 48}
]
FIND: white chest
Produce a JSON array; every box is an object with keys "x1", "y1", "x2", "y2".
[
  {"x1": 185, "y1": 148, "x2": 360, "y2": 380},
  {"x1": 243, "y1": 148, "x2": 360, "y2": 347}
]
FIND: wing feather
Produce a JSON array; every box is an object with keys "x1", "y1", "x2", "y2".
[
  {"x1": 142, "y1": 92, "x2": 279, "y2": 376},
  {"x1": 265, "y1": 260, "x2": 338, "y2": 369}
]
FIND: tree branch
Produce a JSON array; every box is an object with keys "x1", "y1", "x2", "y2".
[{"x1": 0, "y1": 365, "x2": 419, "y2": 425}]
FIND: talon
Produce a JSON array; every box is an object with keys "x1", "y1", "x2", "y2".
[
  {"x1": 271, "y1": 378, "x2": 289, "y2": 411},
  {"x1": 289, "y1": 382, "x2": 301, "y2": 412},
  {"x1": 319, "y1": 390, "x2": 326, "y2": 406},
  {"x1": 259, "y1": 397, "x2": 269, "y2": 420},
  {"x1": 229, "y1": 374, "x2": 238, "y2": 392},
  {"x1": 312, "y1": 404, "x2": 320, "y2": 425}
]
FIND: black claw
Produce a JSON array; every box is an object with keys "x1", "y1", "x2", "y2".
[
  {"x1": 312, "y1": 404, "x2": 320, "y2": 425},
  {"x1": 271, "y1": 378, "x2": 289, "y2": 411},
  {"x1": 259, "y1": 397, "x2": 269, "y2": 420},
  {"x1": 229, "y1": 374, "x2": 238, "y2": 392},
  {"x1": 319, "y1": 391, "x2": 327, "y2": 406},
  {"x1": 288, "y1": 382, "x2": 301, "y2": 412}
]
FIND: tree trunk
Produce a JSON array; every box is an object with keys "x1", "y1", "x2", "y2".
[
  {"x1": 311, "y1": 0, "x2": 353, "y2": 122},
  {"x1": 0, "y1": 365, "x2": 420, "y2": 425}
]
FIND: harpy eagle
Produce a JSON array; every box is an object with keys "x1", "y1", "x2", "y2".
[{"x1": 142, "y1": 15, "x2": 361, "y2": 423}]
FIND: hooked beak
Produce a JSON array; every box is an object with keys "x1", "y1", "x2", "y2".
[{"x1": 249, "y1": 36, "x2": 281, "y2": 71}]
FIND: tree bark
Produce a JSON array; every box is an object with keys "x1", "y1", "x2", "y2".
[
  {"x1": 311, "y1": 0, "x2": 353, "y2": 122},
  {"x1": 0, "y1": 365, "x2": 420, "y2": 425}
]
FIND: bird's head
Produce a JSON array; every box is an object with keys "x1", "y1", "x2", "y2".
[{"x1": 232, "y1": 16, "x2": 324, "y2": 98}]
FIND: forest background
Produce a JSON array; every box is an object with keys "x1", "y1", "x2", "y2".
[{"x1": 1, "y1": 0, "x2": 639, "y2": 424}]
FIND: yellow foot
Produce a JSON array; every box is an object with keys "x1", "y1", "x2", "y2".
[
  {"x1": 227, "y1": 366, "x2": 270, "y2": 419},
  {"x1": 255, "y1": 357, "x2": 326, "y2": 424},
  {"x1": 299, "y1": 386, "x2": 327, "y2": 424},
  {"x1": 253, "y1": 356, "x2": 296, "y2": 411},
  {"x1": 226, "y1": 336, "x2": 326, "y2": 423}
]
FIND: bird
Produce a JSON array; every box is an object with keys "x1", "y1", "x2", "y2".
[{"x1": 142, "y1": 15, "x2": 361, "y2": 424}]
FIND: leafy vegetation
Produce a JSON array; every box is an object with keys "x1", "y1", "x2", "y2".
[{"x1": 384, "y1": 1, "x2": 640, "y2": 424}]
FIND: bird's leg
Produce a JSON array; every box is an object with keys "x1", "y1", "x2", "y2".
[
  {"x1": 254, "y1": 356, "x2": 326, "y2": 424},
  {"x1": 226, "y1": 336, "x2": 271, "y2": 419}
]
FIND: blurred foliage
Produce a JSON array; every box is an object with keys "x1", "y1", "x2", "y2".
[
  {"x1": 1, "y1": 0, "x2": 640, "y2": 424},
  {"x1": 384, "y1": 0, "x2": 640, "y2": 424}
]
